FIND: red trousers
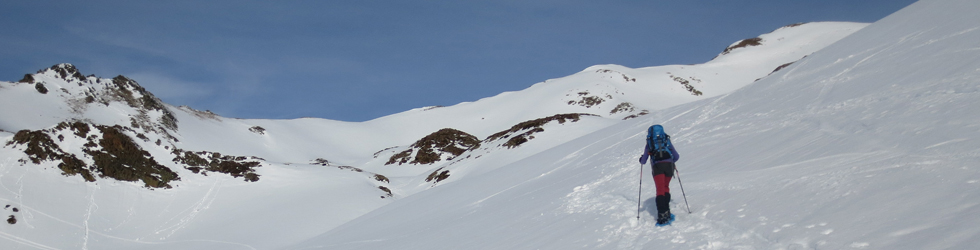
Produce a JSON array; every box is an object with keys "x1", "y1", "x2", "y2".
[
  {"x1": 651, "y1": 162, "x2": 675, "y2": 214},
  {"x1": 651, "y1": 161, "x2": 675, "y2": 196},
  {"x1": 654, "y1": 174, "x2": 672, "y2": 196}
]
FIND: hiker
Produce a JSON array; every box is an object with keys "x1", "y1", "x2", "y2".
[{"x1": 639, "y1": 124, "x2": 679, "y2": 225}]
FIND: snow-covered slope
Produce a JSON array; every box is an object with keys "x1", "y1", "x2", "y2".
[
  {"x1": 289, "y1": 0, "x2": 980, "y2": 249},
  {"x1": 360, "y1": 22, "x2": 867, "y2": 139},
  {"x1": 0, "y1": 17, "x2": 883, "y2": 250},
  {"x1": 147, "y1": 22, "x2": 868, "y2": 166}
]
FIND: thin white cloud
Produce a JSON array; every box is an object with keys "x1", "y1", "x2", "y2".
[{"x1": 125, "y1": 72, "x2": 213, "y2": 104}]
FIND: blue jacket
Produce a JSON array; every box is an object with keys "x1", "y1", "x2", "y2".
[{"x1": 639, "y1": 143, "x2": 679, "y2": 165}]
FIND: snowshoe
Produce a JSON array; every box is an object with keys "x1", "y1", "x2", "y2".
[{"x1": 655, "y1": 212, "x2": 675, "y2": 227}]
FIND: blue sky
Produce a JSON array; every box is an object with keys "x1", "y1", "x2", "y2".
[{"x1": 0, "y1": 1, "x2": 915, "y2": 122}]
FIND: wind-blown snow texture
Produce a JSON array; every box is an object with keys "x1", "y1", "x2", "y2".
[{"x1": 2, "y1": 0, "x2": 977, "y2": 249}]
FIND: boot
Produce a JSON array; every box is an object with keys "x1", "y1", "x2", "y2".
[
  {"x1": 657, "y1": 211, "x2": 672, "y2": 225},
  {"x1": 655, "y1": 194, "x2": 670, "y2": 215}
]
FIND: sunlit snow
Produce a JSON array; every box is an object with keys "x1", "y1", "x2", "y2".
[{"x1": 3, "y1": 1, "x2": 979, "y2": 249}]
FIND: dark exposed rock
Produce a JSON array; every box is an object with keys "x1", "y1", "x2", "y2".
[
  {"x1": 5, "y1": 121, "x2": 178, "y2": 188},
  {"x1": 35, "y1": 83, "x2": 48, "y2": 94},
  {"x1": 772, "y1": 62, "x2": 795, "y2": 74},
  {"x1": 387, "y1": 128, "x2": 481, "y2": 165},
  {"x1": 172, "y1": 149, "x2": 262, "y2": 182},
  {"x1": 44, "y1": 64, "x2": 87, "y2": 82},
  {"x1": 386, "y1": 150, "x2": 413, "y2": 165},
  {"x1": 623, "y1": 110, "x2": 650, "y2": 120},
  {"x1": 486, "y1": 113, "x2": 596, "y2": 148},
  {"x1": 669, "y1": 75, "x2": 703, "y2": 96},
  {"x1": 109, "y1": 75, "x2": 178, "y2": 131},
  {"x1": 378, "y1": 186, "x2": 393, "y2": 198},
  {"x1": 18, "y1": 74, "x2": 34, "y2": 83},
  {"x1": 425, "y1": 168, "x2": 451, "y2": 183},
  {"x1": 374, "y1": 174, "x2": 390, "y2": 183},
  {"x1": 722, "y1": 37, "x2": 763, "y2": 55},
  {"x1": 610, "y1": 102, "x2": 635, "y2": 115},
  {"x1": 85, "y1": 125, "x2": 178, "y2": 188}
]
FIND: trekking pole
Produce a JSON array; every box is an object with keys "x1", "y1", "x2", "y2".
[
  {"x1": 674, "y1": 168, "x2": 692, "y2": 214},
  {"x1": 636, "y1": 163, "x2": 644, "y2": 222}
]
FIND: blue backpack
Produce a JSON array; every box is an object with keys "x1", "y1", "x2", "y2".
[{"x1": 646, "y1": 125, "x2": 673, "y2": 161}]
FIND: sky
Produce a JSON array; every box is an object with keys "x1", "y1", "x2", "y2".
[{"x1": 0, "y1": 0, "x2": 916, "y2": 122}]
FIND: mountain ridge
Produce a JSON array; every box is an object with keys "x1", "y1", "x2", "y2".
[{"x1": 0, "y1": 21, "x2": 871, "y2": 249}]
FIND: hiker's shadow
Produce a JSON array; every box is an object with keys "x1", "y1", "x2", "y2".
[{"x1": 641, "y1": 197, "x2": 658, "y2": 217}]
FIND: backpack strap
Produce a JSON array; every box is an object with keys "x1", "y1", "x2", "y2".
[{"x1": 646, "y1": 126, "x2": 654, "y2": 154}]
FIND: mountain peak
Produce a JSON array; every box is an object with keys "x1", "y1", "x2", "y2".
[
  {"x1": 36, "y1": 63, "x2": 88, "y2": 82},
  {"x1": 3, "y1": 64, "x2": 180, "y2": 138}
]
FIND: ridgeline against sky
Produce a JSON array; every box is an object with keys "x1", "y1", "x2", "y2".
[
  {"x1": 0, "y1": 1, "x2": 914, "y2": 121},
  {"x1": 4, "y1": 0, "x2": 980, "y2": 248}
]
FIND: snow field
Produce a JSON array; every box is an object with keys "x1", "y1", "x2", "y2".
[
  {"x1": 289, "y1": 0, "x2": 980, "y2": 249},
  {"x1": 0, "y1": 153, "x2": 394, "y2": 249},
  {"x1": 7, "y1": 1, "x2": 979, "y2": 248}
]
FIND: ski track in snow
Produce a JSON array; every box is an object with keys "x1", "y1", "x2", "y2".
[
  {"x1": 0, "y1": 159, "x2": 59, "y2": 250},
  {"x1": 154, "y1": 177, "x2": 223, "y2": 239},
  {"x1": 14, "y1": 170, "x2": 35, "y2": 229},
  {"x1": 82, "y1": 183, "x2": 100, "y2": 250},
  {"x1": 910, "y1": 26, "x2": 979, "y2": 50},
  {"x1": 0, "y1": 196, "x2": 258, "y2": 250},
  {"x1": 105, "y1": 187, "x2": 141, "y2": 233},
  {"x1": 0, "y1": 231, "x2": 59, "y2": 250},
  {"x1": 924, "y1": 138, "x2": 968, "y2": 149},
  {"x1": 0, "y1": 157, "x2": 256, "y2": 249}
]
